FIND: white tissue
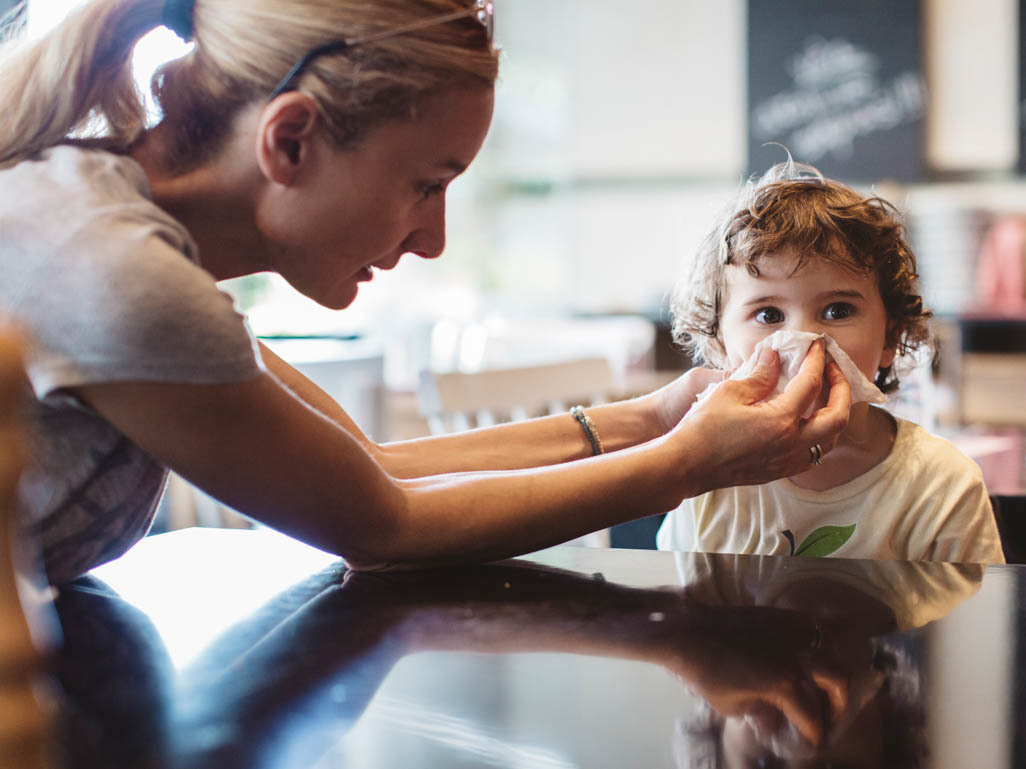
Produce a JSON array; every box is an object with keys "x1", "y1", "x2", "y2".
[{"x1": 699, "y1": 330, "x2": 886, "y2": 410}]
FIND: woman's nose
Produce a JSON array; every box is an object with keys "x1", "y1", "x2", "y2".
[{"x1": 403, "y1": 199, "x2": 446, "y2": 260}]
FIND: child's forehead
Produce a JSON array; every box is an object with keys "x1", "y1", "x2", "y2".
[
  {"x1": 727, "y1": 245, "x2": 869, "y2": 278},
  {"x1": 721, "y1": 251, "x2": 881, "y2": 298}
]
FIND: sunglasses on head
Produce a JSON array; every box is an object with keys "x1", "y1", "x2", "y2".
[{"x1": 269, "y1": 0, "x2": 495, "y2": 99}]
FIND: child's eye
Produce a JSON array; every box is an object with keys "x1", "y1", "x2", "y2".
[
  {"x1": 754, "y1": 307, "x2": 784, "y2": 325},
  {"x1": 823, "y1": 302, "x2": 856, "y2": 320}
]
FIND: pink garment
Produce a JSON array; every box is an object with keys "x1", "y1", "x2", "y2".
[{"x1": 975, "y1": 217, "x2": 1026, "y2": 315}]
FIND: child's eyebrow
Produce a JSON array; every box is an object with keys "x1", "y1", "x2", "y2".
[
  {"x1": 817, "y1": 289, "x2": 867, "y2": 301},
  {"x1": 739, "y1": 289, "x2": 867, "y2": 307},
  {"x1": 740, "y1": 294, "x2": 784, "y2": 307}
]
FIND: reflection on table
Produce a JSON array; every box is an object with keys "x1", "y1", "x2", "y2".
[{"x1": 41, "y1": 528, "x2": 1026, "y2": 769}]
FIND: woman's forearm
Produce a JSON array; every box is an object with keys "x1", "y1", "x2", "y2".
[
  {"x1": 73, "y1": 343, "x2": 847, "y2": 573},
  {"x1": 376, "y1": 395, "x2": 664, "y2": 478},
  {"x1": 352, "y1": 429, "x2": 697, "y2": 569},
  {"x1": 357, "y1": 353, "x2": 851, "y2": 569},
  {"x1": 260, "y1": 341, "x2": 666, "y2": 479}
]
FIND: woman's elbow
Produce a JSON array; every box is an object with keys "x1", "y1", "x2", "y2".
[{"x1": 329, "y1": 485, "x2": 415, "y2": 570}]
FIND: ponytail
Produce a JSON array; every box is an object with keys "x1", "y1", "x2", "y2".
[
  {"x1": 0, "y1": 0, "x2": 163, "y2": 168},
  {"x1": 0, "y1": 0, "x2": 497, "y2": 174}
]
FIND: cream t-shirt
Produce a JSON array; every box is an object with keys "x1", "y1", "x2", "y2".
[
  {"x1": 657, "y1": 416, "x2": 1004, "y2": 564},
  {"x1": 672, "y1": 551, "x2": 985, "y2": 631}
]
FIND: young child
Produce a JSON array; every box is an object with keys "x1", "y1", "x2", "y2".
[{"x1": 657, "y1": 162, "x2": 1004, "y2": 564}]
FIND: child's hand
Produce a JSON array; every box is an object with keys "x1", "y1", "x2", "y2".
[{"x1": 671, "y1": 341, "x2": 851, "y2": 493}]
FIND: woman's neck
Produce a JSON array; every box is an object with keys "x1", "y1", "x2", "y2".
[
  {"x1": 789, "y1": 403, "x2": 897, "y2": 491},
  {"x1": 127, "y1": 121, "x2": 269, "y2": 281}
]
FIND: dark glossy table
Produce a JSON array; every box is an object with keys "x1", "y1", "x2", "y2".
[{"x1": 45, "y1": 528, "x2": 1026, "y2": 769}]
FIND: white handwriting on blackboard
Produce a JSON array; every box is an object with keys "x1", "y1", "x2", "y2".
[{"x1": 753, "y1": 37, "x2": 925, "y2": 162}]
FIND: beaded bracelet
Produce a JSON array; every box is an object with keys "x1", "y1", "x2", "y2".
[{"x1": 570, "y1": 405, "x2": 604, "y2": 456}]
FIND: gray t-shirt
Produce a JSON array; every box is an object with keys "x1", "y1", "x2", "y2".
[{"x1": 0, "y1": 145, "x2": 264, "y2": 582}]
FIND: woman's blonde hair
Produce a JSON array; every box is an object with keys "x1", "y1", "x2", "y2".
[
  {"x1": 670, "y1": 161, "x2": 932, "y2": 394},
  {"x1": 0, "y1": 0, "x2": 498, "y2": 171}
]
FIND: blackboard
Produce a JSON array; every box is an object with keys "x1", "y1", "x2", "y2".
[{"x1": 747, "y1": 0, "x2": 925, "y2": 183}]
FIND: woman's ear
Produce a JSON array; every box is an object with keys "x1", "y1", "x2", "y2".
[{"x1": 254, "y1": 93, "x2": 323, "y2": 186}]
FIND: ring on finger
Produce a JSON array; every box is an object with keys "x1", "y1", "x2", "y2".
[{"x1": 808, "y1": 443, "x2": 823, "y2": 465}]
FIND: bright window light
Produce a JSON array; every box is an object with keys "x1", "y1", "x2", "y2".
[{"x1": 26, "y1": 0, "x2": 191, "y2": 123}]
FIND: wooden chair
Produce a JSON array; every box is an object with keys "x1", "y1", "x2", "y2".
[
  {"x1": 0, "y1": 331, "x2": 55, "y2": 769},
  {"x1": 417, "y1": 357, "x2": 616, "y2": 547},
  {"x1": 417, "y1": 357, "x2": 615, "y2": 435}
]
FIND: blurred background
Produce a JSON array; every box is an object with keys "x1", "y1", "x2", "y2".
[{"x1": 12, "y1": 0, "x2": 1026, "y2": 500}]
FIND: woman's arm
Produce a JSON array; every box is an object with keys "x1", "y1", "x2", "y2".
[
  {"x1": 72, "y1": 343, "x2": 850, "y2": 569},
  {"x1": 190, "y1": 562, "x2": 846, "y2": 750},
  {"x1": 259, "y1": 340, "x2": 723, "y2": 477}
]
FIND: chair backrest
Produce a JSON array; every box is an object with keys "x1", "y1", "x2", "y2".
[
  {"x1": 416, "y1": 357, "x2": 616, "y2": 549},
  {"x1": 417, "y1": 357, "x2": 615, "y2": 435}
]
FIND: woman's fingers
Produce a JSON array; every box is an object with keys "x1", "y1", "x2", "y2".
[
  {"x1": 809, "y1": 667, "x2": 849, "y2": 721},
  {"x1": 775, "y1": 340, "x2": 826, "y2": 415},
  {"x1": 769, "y1": 687, "x2": 827, "y2": 747},
  {"x1": 732, "y1": 346, "x2": 781, "y2": 404},
  {"x1": 765, "y1": 663, "x2": 848, "y2": 748},
  {"x1": 652, "y1": 366, "x2": 726, "y2": 432},
  {"x1": 798, "y1": 360, "x2": 851, "y2": 453},
  {"x1": 766, "y1": 359, "x2": 849, "y2": 478},
  {"x1": 673, "y1": 342, "x2": 855, "y2": 490}
]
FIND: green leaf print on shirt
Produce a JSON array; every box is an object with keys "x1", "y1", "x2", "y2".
[{"x1": 785, "y1": 523, "x2": 857, "y2": 557}]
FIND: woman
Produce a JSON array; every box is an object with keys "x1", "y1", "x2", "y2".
[{"x1": 0, "y1": 0, "x2": 850, "y2": 583}]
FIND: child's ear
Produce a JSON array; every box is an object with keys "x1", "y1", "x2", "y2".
[{"x1": 880, "y1": 321, "x2": 902, "y2": 369}]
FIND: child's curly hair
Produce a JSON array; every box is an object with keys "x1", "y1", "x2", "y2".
[{"x1": 669, "y1": 161, "x2": 933, "y2": 394}]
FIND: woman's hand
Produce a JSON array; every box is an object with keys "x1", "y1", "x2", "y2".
[
  {"x1": 673, "y1": 605, "x2": 848, "y2": 748},
  {"x1": 646, "y1": 366, "x2": 726, "y2": 433},
  {"x1": 671, "y1": 341, "x2": 851, "y2": 494}
]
